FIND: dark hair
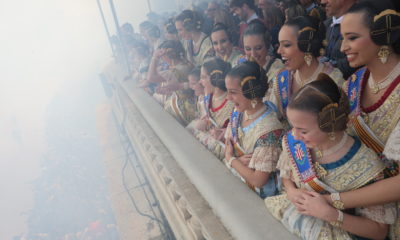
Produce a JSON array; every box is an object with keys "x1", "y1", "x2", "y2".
[
  {"x1": 288, "y1": 73, "x2": 350, "y2": 132},
  {"x1": 347, "y1": 1, "x2": 400, "y2": 54},
  {"x1": 126, "y1": 38, "x2": 150, "y2": 57},
  {"x1": 158, "y1": 40, "x2": 185, "y2": 60},
  {"x1": 202, "y1": 57, "x2": 232, "y2": 91},
  {"x1": 244, "y1": 21, "x2": 272, "y2": 49},
  {"x1": 189, "y1": 67, "x2": 201, "y2": 78},
  {"x1": 165, "y1": 18, "x2": 178, "y2": 34},
  {"x1": 139, "y1": 21, "x2": 153, "y2": 30},
  {"x1": 121, "y1": 22, "x2": 134, "y2": 34},
  {"x1": 176, "y1": 10, "x2": 203, "y2": 32},
  {"x1": 211, "y1": 23, "x2": 233, "y2": 43},
  {"x1": 227, "y1": 61, "x2": 268, "y2": 99},
  {"x1": 284, "y1": 15, "x2": 325, "y2": 57},
  {"x1": 229, "y1": 0, "x2": 256, "y2": 10}
]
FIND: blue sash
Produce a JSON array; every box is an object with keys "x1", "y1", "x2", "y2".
[
  {"x1": 286, "y1": 132, "x2": 328, "y2": 193},
  {"x1": 347, "y1": 67, "x2": 367, "y2": 114},
  {"x1": 276, "y1": 70, "x2": 290, "y2": 112},
  {"x1": 204, "y1": 94, "x2": 211, "y2": 117}
]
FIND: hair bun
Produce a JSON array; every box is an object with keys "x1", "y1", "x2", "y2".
[
  {"x1": 370, "y1": 9, "x2": 400, "y2": 46},
  {"x1": 298, "y1": 27, "x2": 317, "y2": 53}
]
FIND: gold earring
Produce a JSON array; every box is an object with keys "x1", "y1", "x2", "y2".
[
  {"x1": 251, "y1": 99, "x2": 257, "y2": 108},
  {"x1": 304, "y1": 53, "x2": 312, "y2": 66},
  {"x1": 328, "y1": 132, "x2": 336, "y2": 141},
  {"x1": 378, "y1": 45, "x2": 390, "y2": 64},
  {"x1": 292, "y1": 131, "x2": 297, "y2": 138}
]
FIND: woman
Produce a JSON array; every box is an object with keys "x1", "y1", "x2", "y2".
[
  {"x1": 224, "y1": 61, "x2": 284, "y2": 198},
  {"x1": 146, "y1": 40, "x2": 197, "y2": 126},
  {"x1": 294, "y1": 2, "x2": 400, "y2": 238},
  {"x1": 270, "y1": 15, "x2": 343, "y2": 121},
  {"x1": 175, "y1": 9, "x2": 215, "y2": 66},
  {"x1": 243, "y1": 21, "x2": 284, "y2": 99},
  {"x1": 186, "y1": 67, "x2": 207, "y2": 132},
  {"x1": 210, "y1": 23, "x2": 243, "y2": 67},
  {"x1": 265, "y1": 75, "x2": 397, "y2": 240},
  {"x1": 193, "y1": 57, "x2": 234, "y2": 160}
]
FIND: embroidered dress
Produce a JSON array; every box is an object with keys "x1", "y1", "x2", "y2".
[
  {"x1": 224, "y1": 48, "x2": 243, "y2": 68},
  {"x1": 344, "y1": 67, "x2": 400, "y2": 239},
  {"x1": 265, "y1": 132, "x2": 397, "y2": 240},
  {"x1": 192, "y1": 94, "x2": 234, "y2": 160},
  {"x1": 264, "y1": 58, "x2": 285, "y2": 100},
  {"x1": 184, "y1": 35, "x2": 215, "y2": 67},
  {"x1": 152, "y1": 62, "x2": 197, "y2": 126},
  {"x1": 269, "y1": 62, "x2": 344, "y2": 121},
  {"x1": 225, "y1": 102, "x2": 284, "y2": 198}
]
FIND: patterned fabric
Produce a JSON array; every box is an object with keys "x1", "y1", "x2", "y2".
[
  {"x1": 191, "y1": 98, "x2": 234, "y2": 160},
  {"x1": 224, "y1": 102, "x2": 284, "y2": 198},
  {"x1": 191, "y1": 36, "x2": 215, "y2": 67},
  {"x1": 265, "y1": 138, "x2": 397, "y2": 239},
  {"x1": 164, "y1": 91, "x2": 197, "y2": 126},
  {"x1": 269, "y1": 62, "x2": 344, "y2": 120},
  {"x1": 344, "y1": 69, "x2": 400, "y2": 239},
  {"x1": 225, "y1": 48, "x2": 243, "y2": 68}
]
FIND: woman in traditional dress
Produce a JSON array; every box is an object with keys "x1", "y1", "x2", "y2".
[
  {"x1": 243, "y1": 21, "x2": 284, "y2": 99},
  {"x1": 224, "y1": 61, "x2": 284, "y2": 199},
  {"x1": 175, "y1": 9, "x2": 215, "y2": 66},
  {"x1": 192, "y1": 57, "x2": 234, "y2": 160},
  {"x1": 269, "y1": 15, "x2": 343, "y2": 122},
  {"x1": 186, "y1": 67, "x2": 207, "y2": 132},
  {"x1": 293, "y1": 2, "x2": 400, "y2": 239},
  {"x1": 210, "y1": 23, "x2": 243, "y2": 67},
  {"x1": 265, "y1": 74, "x2": 397, "y2": 240},
  {"x1": 146, "y1": 40, "x2": 197, "y2": 126}
]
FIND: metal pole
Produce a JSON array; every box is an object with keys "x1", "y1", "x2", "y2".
[
  {"x1": 96, "y1": 0, "x2": 116, "y2": 59},
  {"x1": 109, "y1": 0, "x2": 132, "y2": 76},
  {"x1": 146, "y1": 0, "x2": 152, "y2": 13}
]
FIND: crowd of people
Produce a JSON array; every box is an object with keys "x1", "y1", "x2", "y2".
[{"x1": 117, "y1": 0, "x2": 400, "y2": 239}]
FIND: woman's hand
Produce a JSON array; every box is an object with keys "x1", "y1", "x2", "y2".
[
  {"x1": 224, "y1": 138, "x2": 234, "y2": 161},
  {"x1": 211, "y1": 128, "x2": 225, "y2": 141},
  {"x1": 286, "y1": 187, "x2": 313, "y2": 207},
  {"x1": 153, "y1": 48, "x2": 166, "y2": 59},
  {"x1": 296, "y1": 191, "x2": 337, "y2": 222},
  {"x1": 195, "y1": 116, "x2": 209, "y2": 131},
  {"x1": 237, "y1": 154, "x2": 252, "y2": 166}
]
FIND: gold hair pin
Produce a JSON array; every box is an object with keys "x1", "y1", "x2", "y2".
[
  {"x1": 374, "y1": 9, "x2": 400, "y2": 22},
  {"x1": 241, "y1": 76, "x2": 257, "y2": 86}
]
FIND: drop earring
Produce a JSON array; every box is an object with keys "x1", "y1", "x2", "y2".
[
  {"x1": 304, "y1": 52, "x2": 312, "y2": 66},
  {"x1": 251, "y1": 99, "x2": 257, "y2": 109},
  {"x1": 378, "y1": 45, "x2": 390, "y2": 64}
]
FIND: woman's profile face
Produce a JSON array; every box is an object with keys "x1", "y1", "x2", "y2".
[
  {"x1": 211, "y1": 30, "x2": 233, "y2": 60},
  {"x1": 243, "y1": 34, "x2": 268, "y2": 67},
  {"x1": 286, "y1": 107, "x2": 329, "y2": 148},
  {"x1": 277, "y1": 25, "x2": 306, "y2": 71},
  {"x1": 175, "y1": 21, "x2": 190, "y2": 40},
  {"x1": 188, "y1": 74, "x2": 204, "y2": 96},
  {"x1": 200, "y1": 67, "x2": 214, "y2": 94},
  {"x1": 340, "y1": 12, "x2": 380, "y2": 68},
  {"x1": 225, "y1": 75, "x2": 251, "y2": 112}
]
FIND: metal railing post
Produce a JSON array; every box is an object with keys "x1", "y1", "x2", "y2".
[
  {"x1": 96, "y1": 0, "x2": 116, "y2": 59},
  {"x1": 108, "y1": 0, "x2": 132, "y2": 76}
]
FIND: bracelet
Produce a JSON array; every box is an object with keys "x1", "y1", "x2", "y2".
[
  {"x1": 330, "y1": 192, "x2": 345, "y2": 210},
  {"x1": 330, "y1": 209, "x2": 344, "y2": 228},
  {"x1": 227, "y1": 157, "x2": 236, "y2": 168}
]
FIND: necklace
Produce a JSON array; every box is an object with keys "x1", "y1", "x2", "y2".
[
  {"x1": 316, "y1": 133, "x2": 348, "y2": 160},
  {"x1": 213, "y1": 92, "x2": 227, "y2": 102},
  {"x1": 295, "y1": 63, "x2": 324, "y2": 87},
  {"x1": 244, "y1": 105, "x2": 267, "y2": 121},
  {"x1": 368, "y1": 61, "x2": 400, "y2": 94}
]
